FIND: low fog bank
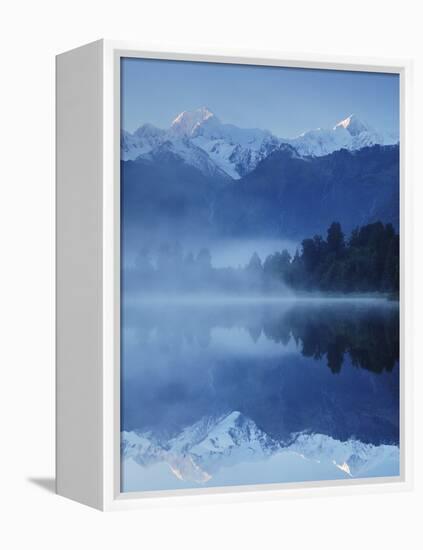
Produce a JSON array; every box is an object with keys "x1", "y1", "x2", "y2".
[
  {"x1": 208, "y1": 238, "x2": 298, "y2": 268},
  {"x1": 122, "y1": 235, "x2": 299, "y2": 270},
  {"x1": 122, "y1": 241, "x2": 293, "y2": 297},
  {"x1": 122, "y1": 221, "x2": 399, "y2": 299}
]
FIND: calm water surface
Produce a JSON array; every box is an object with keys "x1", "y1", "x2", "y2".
[{"x1": 121, "y1": 299, "x2": 400, "y2": 492}]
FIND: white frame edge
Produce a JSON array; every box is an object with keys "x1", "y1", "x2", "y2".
[{"x1": 57, "y1": 39, "x2": 414, "y2": 511}]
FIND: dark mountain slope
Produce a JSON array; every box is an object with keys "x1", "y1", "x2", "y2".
[
  {"x1": 215, "y1": 144, "x2": 399, "y2": 239},
  {"x1": 121, "y1": 144, "x2": 399, "y2": 241},
  {"x1": 121, "y1": 153, "x2": 228, "y2": 239}
]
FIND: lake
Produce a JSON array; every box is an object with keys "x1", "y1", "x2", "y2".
[{"x1": 120, "y1": 298, "x2": 400, "y2": 492}]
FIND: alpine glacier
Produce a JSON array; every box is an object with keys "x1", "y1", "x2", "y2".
[{"x1": 121, "y1": 108, "x2": 398, "y2": 179}]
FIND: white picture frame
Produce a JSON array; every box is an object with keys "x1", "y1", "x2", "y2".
[{"x1": 56, "y1": 39, "x2": 413, "y2": 511}]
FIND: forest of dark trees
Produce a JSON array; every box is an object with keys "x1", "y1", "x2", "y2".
[
  {"x1": 126, "y1": 221, "x2": 399, "y2": 296},
  {"x1": 264, "y1": 221, "x2": 399, "y2": 294}
]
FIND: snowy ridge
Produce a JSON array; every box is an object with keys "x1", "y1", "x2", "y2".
[
  {"x1": 121, "y1": 124, "x2": 165, "y2": 160},
  {"x1": 286, "y1": 114, "x2": 396, "y2": 157},
  {"x1": 143, "y1": 137, "x2": 231, "y2": 180},
  {"x1": 122, "y1": 411, "x2": 399, "y2": 484},
  {"x1": 122, "y1": 412, "x2": 278, "y2": 483},
  {"x1": 122, "y1": 109, "x2": 398, "y2": 179},
  {"x1": 121, "y1": 107, "x2": 284, "y2": 179},
  {"x1": 289, "y1": 432, "x2": 400, "y2": 478},
  {"x1": 169, "y1": 107, "x2": 215, "y2": 137}
]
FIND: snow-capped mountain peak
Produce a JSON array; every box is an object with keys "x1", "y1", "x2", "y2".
[
  {"x1": 286, "y1": 113, "x2": 392, "y2": 157},
  {"x1": 122, "y1": 108, "x2": 284, "y2": 179},
  {"x1": 334, "y1": 114, "x2": 371, "y2": 136},
  {"x1": 170, "y1": 107, "x2": 217, "y2": 137}
]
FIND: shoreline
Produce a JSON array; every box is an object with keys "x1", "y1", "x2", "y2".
[{"x1": 124, "y1": 292, "x2": 399, "y2": 307}]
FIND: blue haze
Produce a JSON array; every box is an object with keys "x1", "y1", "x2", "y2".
[{"x1": 120, "y1": 59, "x2": 400, "y2": 492}]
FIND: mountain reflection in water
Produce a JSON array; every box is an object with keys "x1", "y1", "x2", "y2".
[{"x1": 121, "y1": 298, "x2": 400, "y2": 491}]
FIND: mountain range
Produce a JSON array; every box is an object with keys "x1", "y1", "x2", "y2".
[
  {"x1": 121, "y1": 107, "x2": 398, "y2": 180},
  {"x1": 121, "y1": 411, "x2": 399, "y2": 487},
  {"x1": 121, "y1": 108, "x2": 399, "y2": 242}
]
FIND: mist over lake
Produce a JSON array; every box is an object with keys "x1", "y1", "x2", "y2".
[
  {"x1": 122, "y1": 235, "x2": 299, "y2": 270},
  {"x1": 208, "y1": 238, "x2": 299, "y2": 268}
]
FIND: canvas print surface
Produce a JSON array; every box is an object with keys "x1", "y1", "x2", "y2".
[{"x1": 120, "y1": 58, "x2": 400, "y2": 493}]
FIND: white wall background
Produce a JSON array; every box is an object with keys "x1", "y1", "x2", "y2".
[{"x1": 0, "y1": 0, "x2": 421, "y2": 547}]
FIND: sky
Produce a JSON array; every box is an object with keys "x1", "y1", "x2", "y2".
[{"x1": 121, "y1": 57, "x2": 399, "y2": 138}]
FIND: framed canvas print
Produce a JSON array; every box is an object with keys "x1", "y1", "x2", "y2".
[{"x1": 56, "y1": 40, "x2": 413, "y2": 510}]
